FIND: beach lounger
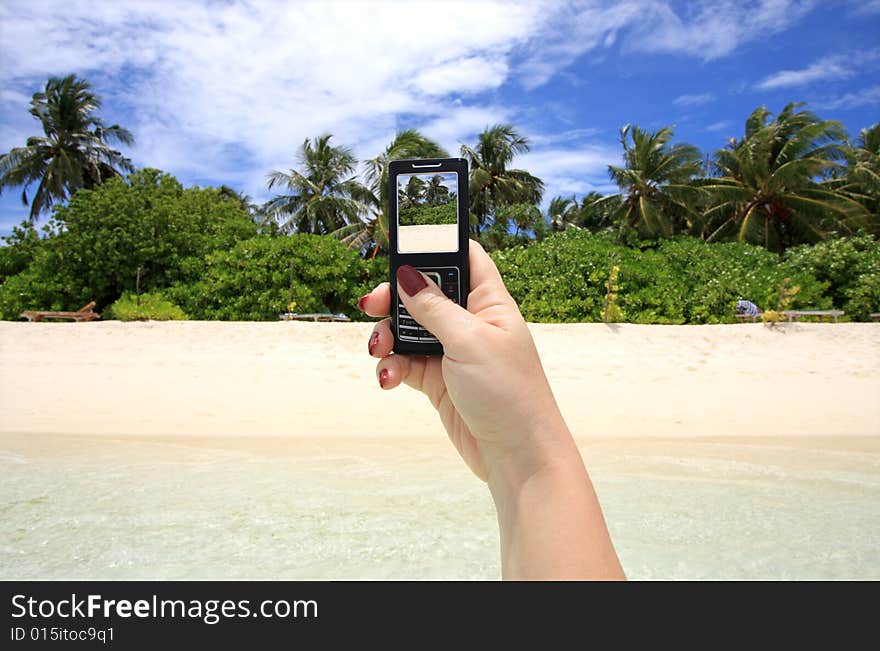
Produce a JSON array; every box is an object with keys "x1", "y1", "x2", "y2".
[
  {"x1": 279, "y1": 312, "x2": 351, "y2": 322},
  {"x1": 782, "y1": 310, "x2": 844, "y2": 323},
  {"x1": 20, "y1": 301, "x2": 101, "y2": 322}
]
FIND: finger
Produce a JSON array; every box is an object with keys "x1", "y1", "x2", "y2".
[
  {"x1": 368, "y1": 318, "x2": 394, "y2": 358},
  {"x1": 396, "y1": 265, "x2": 484, "y2": 358},
  {"x1": 464, "y1": 239, "x2": 522, "y2": 328},
  {"x1": 357, "y1": 282, "x2": 391, "y2": 317},
  {"x1": 376, "y1": 353, "x2": 431, "y2": 391},
  {"x1": 467, "y1": 239, "x2": 507, "y2": 293}
]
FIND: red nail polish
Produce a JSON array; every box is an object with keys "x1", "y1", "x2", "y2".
[
  {"x1": 368, "y1": 331, "x2": 379, "y2": 355},
  {"x1": 397, "y1": 265, "x2": 427, "y2": 297},
  {"x1": 357, "y1": 294, "x2": 369, "y2": 311},
  {"x1": 378, "y1": 368, "x2": 389, "y2": 388}
]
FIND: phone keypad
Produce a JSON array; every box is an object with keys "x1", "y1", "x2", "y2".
[{"x1": 397, "y1": 267, "x2": 460, "y2": 344}]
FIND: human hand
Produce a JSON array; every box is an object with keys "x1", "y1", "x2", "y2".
[
  {"x1": 358, "y1": 239, "x2": 571, "y2": 485},
  {"x1": 359, "y1": 240, "x2": 624, "y2": 579}
]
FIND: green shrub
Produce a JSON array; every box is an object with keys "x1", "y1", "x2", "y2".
[
  {"x1": 0, "y1": 169, "x2": 259, "y2": 320},
  {"x1": 353, "y1": 255, "x2": 389, "y2": 314},
  {"x1": 107, "y1": 292, "x2": 187, "y2": 321},
  {"x1": 167, "y1": 234, "x2": 366, "y2": 321},
  {"x1": 44, "y1": 168, "x2": 258, "y2": 309},
  {"x1": 490, "y1": 231, "x2": 834, "y2": 323},
  {"x1": 845, "y1": 272, "x2": 880, "y2": 320},
  {"x1": 0, "y1": 243, "x2": 71, "y2": 319},
  {"x1": 784, "y1": 234, "x2": 880, "y2": 319},
  {"x1": 0, "y1": 223, "x2": 44, "y2": 284},
  {"x1": 657, "y1": 238, "x2": 829, "y2": 323},
  {"x1": 492, "y1": 231, "x2": 621, "y2": 323},
  {"x1": 399, "y1": 203, "x2": 456, "y2": 226}
]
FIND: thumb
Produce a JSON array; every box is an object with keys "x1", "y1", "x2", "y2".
[{"x1": 396, "y1": 264, "x2": 481, "y2": 355}]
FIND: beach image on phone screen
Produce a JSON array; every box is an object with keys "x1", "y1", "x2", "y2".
[{"x1": 396, "y1": 171, "x2": 459, "y2": 253}]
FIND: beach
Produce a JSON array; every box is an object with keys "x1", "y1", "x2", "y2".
[
  {"x1": 2, "y1": 321, "x2": 878, "y2": 438},
  {"x1": 397, "y1": 223, "x2": 459, "y2": 253},
  {"x1": 1, "y1": 321, "x2": 879, "y2": 579}
]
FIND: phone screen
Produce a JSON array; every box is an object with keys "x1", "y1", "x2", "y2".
[{"x1": 395, "y1": 171, "x2": 459, "y2": 253}]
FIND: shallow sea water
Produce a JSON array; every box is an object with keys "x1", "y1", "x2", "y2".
[{"x1": 1, "y1": 434, "x2": 878, "y2": 580}]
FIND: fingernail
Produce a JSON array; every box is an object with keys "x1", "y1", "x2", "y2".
[
  {"x1": 357, "y1": 294, "x2": 370, "y2": 311},
  {"x1": 397, "y1": 265, "x2": 427, "y2": 297},
  {"x1": 368, "y1": 331, "x2": 379, "y2": 355},
  {"x1": 378, "y1": 368, "x2": 390, "y2": 388}
]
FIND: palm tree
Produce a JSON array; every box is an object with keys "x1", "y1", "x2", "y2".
[
  {"x1": 602, "y1": 124, "x2": 703, "y2": 238},
  {"x1": 402, "y1": 175, "x2": 427, "y2": 208},
  {"x1": 423, "y1": 174, "x2": 450, "y2": 206},
  {"x1": 547, "y1": 195, "x2": 580, "y2": 231},
  {"x1": 461, "y1": 124, "x2": 544, "y2": 235},
  {"x1": 699, "y1": 103, "x2": 868, "y2": 250},
  {"x1": 265, "y1": 134, "x2": 371, "y2": 235},
  {"x1": 578, "y1": 191, "x2": 620, "y2": 232},
  {"x1": 831, "y1": 123, "x2": 880, "y2": 233},
  {"x1": 336, "y1": 129, "x2": 447, "y2": 257},
  {"x1": 0, "y1": 75, "x2": 134, "y2": 223},
  {"x1": 217, "y1": 184, "x2": 258, "y2": 215}
]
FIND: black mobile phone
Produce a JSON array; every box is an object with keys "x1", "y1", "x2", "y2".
[{"x1": 388, "y1": 157, "x2": 470, "y2": 355}]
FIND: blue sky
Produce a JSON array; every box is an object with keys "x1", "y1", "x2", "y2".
[
  {"x1": 1, "y1": 0, "x2": 879, "y2": 238},
  {"x1": 397, "y1": 172, "x2": 458, "y2": 199}
]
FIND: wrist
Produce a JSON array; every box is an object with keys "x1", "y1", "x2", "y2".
[{"x1": 483, "y1": 409, "x2": 583, "y2": 503}]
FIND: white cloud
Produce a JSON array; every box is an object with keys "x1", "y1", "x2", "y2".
[
  {"x1": 529, "y1": 128, "x2": 602, "y2": 146},
  {"x1": 412, "y1": 57, "x2": 509, "y2": 96},
  {"x1": 813, "y1": 85, "x2": 880, "y2": 111},
  {"x1": 674, "y1": 93, "x2": 715, "y2": 106},
  {"x1": 518, "y1": 145, "x2": 620, "y2": 200},
  {"x1": 519, "y1": 147, "x2": 619, "y2": 177},
  {"x1": 0, "y1": 1, "x2": 541, "y2": 175},
  {"x1": 756, "y1": 48, "x2": 880, "y2": 90},
  {"x1": 416, "y1": 104, "x2": 513, "y2": 154},
  {"x1": 848, "y1": 0, "x2": 880, "y2": 15},
  {"x1": 0, "y1": 89, "x2": 32, "y2": 106},
  {"x1": 0, "y1": 0, "x2": 819, "y2": 208},
  {"x1": 516, "y1": 2, "x2": 645, "y2": 89},
  {"x1": 634, "y1": 0, "x2": 815, "y2": 60},
  {"x1": 514, "y1": 1, "x2": 814, "y2": 89},
  {"x1": 705, "y1": 120, "x2": 733, "y2": 132},
  {"x1": 756, "y1": 56, "x2": 853, "y2": 90}
]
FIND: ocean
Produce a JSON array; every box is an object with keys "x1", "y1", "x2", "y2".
[{"x1": 1, "y1": 434, "x2": 878, "y2": 580}]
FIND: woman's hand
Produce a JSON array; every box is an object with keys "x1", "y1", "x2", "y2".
[
  {"x1": 358, "y1": 239, "x2": 624, "y2": 580},
  {"x1": 359, "y1": 239, "x2": 569, "y2": 484}
]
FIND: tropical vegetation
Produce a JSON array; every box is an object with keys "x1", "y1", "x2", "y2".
[
  {"x1": 0, "y1": 75, "x2": 134, "y2": 223},
  {"x1": 107, "y1": 291, "x2": 188, "y2": 321},
  {"x1": 263, "y1": 134, "x2": 371, "y2": 235},
  {"x1": 346, "y1": 130, "x2": 448, "y2": 257},
  {"x1": 1, "y1": 75, "x2": 878, "y2": 323},
  {"x1": 697, "y1": 103, "x2": 869, "y2": 250},
  {"x1": 601, "y1": 124, "x2": 703, "y2": 238},
  {"x1": 461, "y1": 124, "x2": 544, "y2": 235}
]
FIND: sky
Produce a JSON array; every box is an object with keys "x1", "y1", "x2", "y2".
[
  {"x1": 1, "y1": 0, "x2": 879, "y2": 237},
  {"x1": 398, "y1": 172, "x2": 458, "y2": 199}
]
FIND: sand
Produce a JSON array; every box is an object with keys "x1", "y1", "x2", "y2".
[
  {"x1": 1, "y1": 321, "x2": 879, "y2": 579},
  {"x1": 397, "y1": 223, "x2": 459, "y2": 253},
  {"x1": 1, "y1": 321, "x2": 878, "y2": 439}
]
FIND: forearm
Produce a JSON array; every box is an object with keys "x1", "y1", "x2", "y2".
[{"x1": 486, "y1": 421, "x2": 625, "y2": 581}]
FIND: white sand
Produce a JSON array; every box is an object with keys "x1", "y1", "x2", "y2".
[
  {"x1": 1, "y1": 321, "x2": 878, "y2": 439},
  {"x1": 397, "y1": 223, "x2": 458, "y2": 253},
  {"x1": 2, "y1": 321, "x2": 879, "y2": 580}
]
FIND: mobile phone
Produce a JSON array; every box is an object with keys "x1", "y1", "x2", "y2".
[{"x1": 388, "y1": 157, "x2": 470, "y2": 355}]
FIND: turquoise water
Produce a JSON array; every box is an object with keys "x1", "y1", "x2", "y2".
[{"x1": 1, "y1": 434, "x2": 878, "y2": 580}]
